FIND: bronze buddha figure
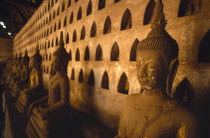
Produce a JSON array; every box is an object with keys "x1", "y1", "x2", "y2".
[
  {"x1": 9, "y1": 53, "x2": 22, "y2": 89},
  {"x1": 11, "y1": 49, "x2": 30, "y2": 98},
  {"x1": 15, "y1": 45, "x2": 46, "y2": 113},
  {"x1": 26, "y1": 31, "x2": 70, "y2": 138},
  {"x1": 115, "y1": 0, "x2": 198, "y2": 137}
]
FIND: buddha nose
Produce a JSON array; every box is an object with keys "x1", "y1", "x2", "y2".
[{"x1": 139, "y1": 65, "x2": 147, "y2": 77}]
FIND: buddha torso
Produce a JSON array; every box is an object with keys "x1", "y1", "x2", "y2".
[
  {"x1": 117, "y1": 91, "x2": 197, "y2": 138},
  {"x1": 48, "y1": 73, "x2": 68, "y2": 105},
  {"x1": 20, "y1": 66, "x2": 30, "y2": 81},
  {"x1": 30, "y1": 68, "x2": 41, "y2": 87}
]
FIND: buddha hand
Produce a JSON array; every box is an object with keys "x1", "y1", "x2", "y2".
[{"x1": 38, "y1": 106, "x2": 48, "y2": 120}]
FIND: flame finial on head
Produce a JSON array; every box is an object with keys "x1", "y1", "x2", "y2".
[
  {"x1": 151, "y1": 0, "x2": 167, "y2": 30},
  {"x1": 59, "y1": 31, "x2": 64, "y2": 48}
]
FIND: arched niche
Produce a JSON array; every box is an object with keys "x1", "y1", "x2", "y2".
[
  {"x1": 95, "y1": 45, "x2": 102, "y2": 61},
  {"x1": 88, "y1": 70, "x2": 95, "y2": 86},
  {"x1": 103, "y1": 16, "x2": 111, "y2": 34},
  {"x1": 198, "y1": 30, "x2": 210, "y2": 63},
  {"x1": 54, "y1": 23, "x2": 56, "y2": 32},
  {"x1": 68, "y1": 0, "x2": 71, "y2": 7},
  {"x1": 110, "y1": 42, "x2": 119, "y2": 61},
  {"x1": 48, "y1": 40, "x2": 50, "y2": 48},
  {"x1": 80, "y1": 26, "x2": 85, "y2": 40},
  {"x1": 114, "y1": 0, "x2": 120, "y2": 3},
  {"x1": 117, "y1": 73, "x2": 129, "y2": 94},
  {"x1": 66, "y1": 33, "x2": 69, "y2": 44},
  {"x1": 75, "y1": 48, "x2": 80, "y2": 61},
  {"x1": 98, "y1": 0, "x2": 106, "y2": 10},
  {"x1": 87, "y1": 0, "x2": 92, "y2": 16},
  {"x1": 62, "y1": 1, "x2": 65, "y2": 12},
  {"x1": 78, "y1": 69, "x2": 84, "y2": 83},
  {"x1": 178, "y1": 0, "x2": 202, "y2": 17},
  {"x1": 77, "y1": 6, "x2": 82, "y2": 20},
  {"x1": 51, "y1": 39, "x2": 54, "y2": 47},
  {"x1": 56, "y1": 37, "x2": 58, "y2": 46},
  {"x1": 84, "y1": 46, "x2": 90, "y2": 61},
  {"x1": 70, "y1": 12, "x2": 73, "y2": 24},
  {"x1": 63, "y1": 16, "x2": 67, "y2": 27},
  {"x1": 130, "y1": 38, "x2": 140, "y2": 61},
  {"x1": 69, "y1": 50, "x2": 72, "y2": 61},
  {"x1": 101, "y1": 71, "x2": 109, "y2": 89},
  {"x1": 58, "y1": 20, "x2": 61, "y2": 29},
  {"x1": 57, "y1": 7, "x2": 60, "y2": 16},
  {"x1": 71, "y1": 68, "x2": 75, "y2": 80},
  {"x1": 90, "y1": 21, "x2": 97, "y2": 37},
  {"x1": 121, "y1": 8, "x2": 132, "y2": 30},
  {"x1": 143, "y1": 0, "x2": 156, "y2": 25},
  {"x1": 73, "y1": 30, "x2": 77, "y2": 42}
]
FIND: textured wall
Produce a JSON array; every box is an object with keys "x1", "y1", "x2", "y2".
[
  {"x1": 13, "y1": 0, "x2": 210, "y2": 131},
  {"x1": 0, "y1": 38, "x2": 13, "y2": 62}
]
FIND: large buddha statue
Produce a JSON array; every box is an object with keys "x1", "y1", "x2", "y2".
[
  {"x1": 11, "y1": 49, "x2": 30, "y2": 98},
  {"x1": 115, "y1": 0, "x2": 198, "y2": 138},
  {"x1": 15, "y1": 45, "x2": 46, "y2": 113},
  {"x1": 26, "y1": 31, "x2": 70, "y2": 138}
]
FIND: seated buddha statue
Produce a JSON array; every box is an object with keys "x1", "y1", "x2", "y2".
[
  {"x1": 9, "y1": 53, "x2": 22, "y2": 89},
  {"x1": 115, "y1": 1, "x2": 198, "y2": 138},
  {"x1": 11, "y1": 49, "x2": 30, "y2": 98},
  {"x1": 7, "y1": 54, "x2": 18, "y2": 84},
  {"x1": 15, "y1": 45, "x2": 46, "y2": 113},
  {"x1": 26, "y1": 31, "x2": 70, "y2": 138}
]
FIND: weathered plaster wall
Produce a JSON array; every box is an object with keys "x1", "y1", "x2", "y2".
[
  {"x1": 13, "y1": 0, "x2": 210, "y2": 132},
  {"x1": 0, "y1": 38, "x2": 13, "y2": 62}
]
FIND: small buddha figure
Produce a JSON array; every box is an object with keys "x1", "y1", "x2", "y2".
[
  {"x1": 26, "y1": 31, "x2": 70, "y2": 138},
  {"x1": 11, "y1": 49, "x2": 30, "y2": 98},
  {"x1": 15, "y1": 45, "x2": 45, "y2": 113},
  {"x1": 9, "y1": 53, "x2": 22, "y2": 89},
  {"x1": 7, "y1": 54, "x2": 18, "y2": 84},
  {"x1": 115, "y1": 0, "x2": 198, "y2": 138}
]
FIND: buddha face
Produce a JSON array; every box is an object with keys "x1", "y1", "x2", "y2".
[
  {"x1": 51, "y1": 56, "x2": 62, "y2": 71},
  {"x1": 136, "y1": 50, "x2": 167, "y2": 90}
]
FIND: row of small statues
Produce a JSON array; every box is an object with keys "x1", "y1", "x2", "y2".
[{"x1": 1, "y1": 0, "x2": 201, "y2": 137}]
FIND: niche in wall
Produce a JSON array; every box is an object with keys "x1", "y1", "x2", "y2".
[
  {"x1": 87, "y1": 0, "x2": 92, "y2": 16},
  {"x1": 77, "y1": 6, "x2": 82, "y2": 20},
  {"x1": 130, "y1": 38, "x2": 140, "y2": 61},
  {"x1": 70, "y1": 12, "x2": 73, "y2": 24},
  {"x1": 117, "y1": 73, "x2": 129, "y2": 94},
  {"x1": 80, "y1": 26, "x2": 85, "y2": 40},
  {"x1": 78, "y1": 69, "x2": 84, "y2": 83},
  {"x1": 110, "y1": 42, "x2": 119, "y2": 61},
  {"x1": 121, "y1": 9, "x2": 132, "y2": 30},
  {"x1": 90, "y1": 21, "x2": 97, "y2": 37},
  {"x1": 95, "y1": 45, "x2": 102, "y2": 61},
  {"x1": 178, "y1": 0, "x2": 202, "y2": 17},
  {"x1": 101, "y1": 71, "x2": 109, "y2": 89},
  {"x1": 69, "y1": 50, "x2": 72, "y2": 61},
  {"x1": 76, "y1": 48, "x2": 80, "y2": 61},
  {"x1": 73, "y1": 30, "x2": 77, "y2": 42},
  {"x1": 143, "y1": 0, "x2": 156, "y2": 25},
  {"x1": 103, "y1": 16, "x2": 111, "y2": 34},
  {"x1": 98, "y1": 0, "x2": 106, "y2": 10},
  {"x1": 84, "y1": 46, "x2": 90, "y2": 61},
  {"x1": 88, "y1": 70, "x2": 95, "y2": 86},
  {"x1": 71, "y1": 68, "x2": 75, "y2": 80}
]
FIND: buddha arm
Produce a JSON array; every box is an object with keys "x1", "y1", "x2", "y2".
[
  {"x1": 45, "y1": 78, "x2": 69, "y2": 113},
  {"x1": 28, "y1": 96, "x2": 48, "y2": 115}
]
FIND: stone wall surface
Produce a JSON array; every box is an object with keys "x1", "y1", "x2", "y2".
[{"x1": 13, "y1": 0, "x2": 210, "y2": 131}]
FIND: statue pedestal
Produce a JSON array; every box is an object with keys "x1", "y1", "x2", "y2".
[{"x1": 3, "y1": 103, "x2": 28, "y2": 138}]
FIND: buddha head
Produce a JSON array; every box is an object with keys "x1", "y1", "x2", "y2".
[
  {"x1": 137, "y1": 0, "x2": 179, "y2": 97},
  {"x1": 31, "y1": 44, "x2": 42, "y2": 69},
  {"x1": 22, "y1": 49, "x2": 30, "y2": 67},
  {"x1": 52, "y1": 31, "x2": 69, "y2": 73}
]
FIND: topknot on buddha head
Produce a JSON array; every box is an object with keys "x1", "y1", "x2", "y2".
[
  {"x1": 52, "y1": 31, "x2": 69, "y2": 72},
  {"x1": 137, "y1": 0, "x2": 179, "y2": 71},
  {"x1": 22, "y1": 49, "x2": 30, "y2": 65}
]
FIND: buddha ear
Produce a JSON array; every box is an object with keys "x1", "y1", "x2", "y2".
[{"x1": 166, "y1": 58, "x2": 179, "y2": 98}]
